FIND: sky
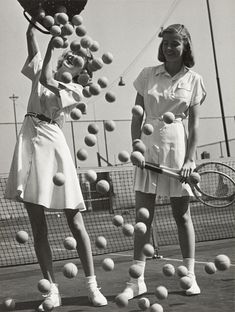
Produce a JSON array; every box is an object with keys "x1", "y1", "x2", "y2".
[{"x1": 0, "y1": 0, "x2": 234, "y2": 172}]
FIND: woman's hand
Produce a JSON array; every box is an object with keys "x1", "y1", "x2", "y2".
[{"x1": 180, "y1": 159, "x2": 195, "y2": 183}]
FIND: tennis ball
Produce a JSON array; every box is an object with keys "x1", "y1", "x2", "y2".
[
  {"x1": 95, "y1": 236, "x2": 107, "y2": 249},
  {"x1": 134, "y1": 222, "x2": 147, "y2": 236},
  {"x1": 82, "y1": 86, "x2": 92, "y2": 98},
  {"x1": 42, "y1": 298, "x2": 54, "y2": 311},
  {"x1": 118, "y1": 151, "x2": 130, "y2": 163},
  {"x1": 53, "y1": 172, "x2": 65, "y2": 186},
  {"x1": 102, "y1": 52, "x2": 114, "y2": 64},
  {"x1": 91, "y1": 58, "x2": 104, "y2": 71},
  {"x1": 70, "y1": 39, "x2": 81, "y2": 53},
  {"x1": 89, "y1": 83, "x2": 101, "y2": 96},
  {"x1": 130, "y1": 151, "x2": 145, "y2": 166},
  {"x1": 142, "y1": 243, "x2": 155, "y2": 258},
  {"x1": 176, "y1": 265, "x2": 188, "y2": 277},
  {"x1": 142, "y1": 123, "x2": 154, "y2": 135},
  {"x1": 179, "y1": 276, "x2": 193, "y2": 290},
  {"x1": 80, "y1": 36, "x2": 93, "y2": 49},
  {"x1": 63, "y1": 262, "x2": 78, "y2": 278},
  {"x1": 51, "y1": 36, "x2": 64, "y2": 49},
  {"x1": 96, "y1": 180, "x2": 110, "y2": 194},
  {"x1": 189, "y1": 172, "x2": 200, "y2": 184},
  {"x1": 150, "y1": 303, "x2": 163, "y2": 312},
  {"x1": 43, "y1": 16, "x2": 55, "y2": 29},
  {"x1": 84, "y1": 134, "x2": 97, "y2": 147},
  {"x1": 204, "y1": 262, "x2": 217, "y2": 274},
  {"x1": 129, "y1": 264, "x2": 142, "y2": 278},
  {"x1": 97, "y1": 77, "x2": 108, "y2": 88},
  {"x1": 138, "y1": 297, "x2": 150, "y2": 311},
  {"x1": 37, "y1": 279, "x2": 51, "y2": 294},
  {"x1": 137, "y1": 207, "x2": 150, "y2": 222},
  {"x1": 15, "y1": 230, "x2": 29, "y2": 244},
  {"x1": 77, "y1": 148, "x2": 88, "y2": 161},
  {"x1": 214, "y1": 254, "x2": 231, "y2": 271},
  {"x1": 104, "y1": 120, "x2": 116, "y2": 132},
  {"x1": 61, "y1": 72, "x2": 72, "y2": 84},
  {"x1": 90, "y1": 40, "x2": 100, "y2": 52},
  {"x1": 76, "y1": 102, "x2": 87, "y2": 114},
  {"x1": 162, "y1": 112, "x2": 175, "y2": 124},
  {"x1": 133, "y1": 140, "x2": 146, "y2": 154},
  {"x1": 75, "y1": 25, "x2": 87, "y2": 37},
  {"x1": 87, "y1": 123, "x2": 99, "y2": 135},
  {"x1": 85, "y1": 169, "x2": 97, "y2": 183},
  {"x1": 63, "y1": 236, "x2": 77, "y2": 250},
  {"x1": 50, "y1": 25, "x2": 61, "y2": 36},
  {"x1": 155, "y1": 285, "x2": 168, "y2": 300},
  {"x1": 105, "y1": 91, "x2": 116, "y2": 103},
  {"x1": 72, "y1": 15, "x2": 83, "y2": 26},
  {"x1": 102, "y1": 258, "x2": 114, "y2": 271},
  {"x1": 61, "y1": 23, "x2": 74, "y2": 36},
  {"x1": 115, "y1": 293, "x2": 128, "y2": 308},
  {"x1": 2, "y1": 297, "x2": 15, "y2": 311},
  {"x1": 162, "y1": 263, "x2": 175, "y2": 277},
  {"x1": 77, "y1": 73, "x2": 90, "y2": 86},
  {"x1": 112, "y1": 215, "x2": 124, "y2": 227},
  {"x1": 73, "y1": 56, "x2": 85, "y2": 68},
  {"x1": 122, "y1": 223, "x2": 134, "y2": 237},
  {"x1": 132, "y1": 105, "x2": 144, "y2": 117},
  {"x1": 54, "y1": 12, "x2": 68, "y2": 25}
]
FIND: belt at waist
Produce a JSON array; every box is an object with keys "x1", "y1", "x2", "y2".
[{"x1": 25, "y1": 112, "x2": 57, "y2": 125}]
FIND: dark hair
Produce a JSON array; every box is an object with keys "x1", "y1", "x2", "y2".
[{"x1": 158, "y1": 24, "x2": 195, "y2": 68}]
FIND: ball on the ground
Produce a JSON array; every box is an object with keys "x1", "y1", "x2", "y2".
[
  {"x1": 96, "y1": 180, "x2": 110, "y2": 194},
  {"x1": 150, "y1": 303, "x2": 164, "y2": 312},
  {"x1": 129, "y1": 264, "x2": 142, "y2": 278},
  {"x1": 95, "y1": 236, "x2": 107, "y2": 249},
  {"x1": 62, "y1": 262, "x2": 78, "y2": 278},
  {"x1": 142, "y1": 123, "x2": 154, "y2": 135},
  {"x1": 37, "y1": 279, "x2": 51, "y2": 294},
  {"x1": 138, "y1": 297, "x2": 150, "y2": 311},
  {"x1": 42, "y1": 298, "x2": 54, "y2": 311},
  {"x1": 134, "y1": 222, "x2": 147, "y2": 236},
  {"x1": 155, "y1": 285, "x2": 168, "y2": 300},
  {"x1": 85, "y1": 169, "x2": 97, "y2": 183},
  {"x1": 162, "y1": 263, "x2": 175, "y2": 277},
  {"x1": 162, "y1": 112, "x2": 175, "y2": 124},
  {"x1": 214, "y1": 254, "x2": 231, "y2": 271},
  {"x1": 2, "y1": 298, "x2": 15, "y2": 311},
  {"x1": 15, "y1": 230, "x2": 29, "y2": 244},
  {"x1": 137, "y1": 207, "x2": 150, "y2": 222},
  {"x1": 179, "y1": 276, "x2": 193, "y2": 290},
  {"x1": 112, "y1": 215, "x2": 124, "y2": 227},
  {"x1": 53, "y1": 172, "x2": 65, "y2": 186},
  {"x1": 102, "y1": 258, "x2": 114, "y2": 271},
  {"x1": 63, "y1": 236, "x2": 77, "y2": 250},
  {"x1": 204, "y1": 262, "x2": 217, "y2": 274},
  {"x1": 176, "y1": 265, "x2": 188, "y2": 277},
  {"x1": 115, "y1": 293, "x2": 128, "y2": 308},
  {"x1": 122, "y1": 223, "x2": 134, "y2": 237},
  {"x1": 118, "y1": 150, "x2": 130, "y2": 163},
  {"x1": 142, "y1": 243, "x2": 155, "y2": 258}
]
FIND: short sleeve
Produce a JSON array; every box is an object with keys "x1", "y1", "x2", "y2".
[
  {"x1": 21, "y1": 52, "x2": 42, "y2": 80},
  {"x1": 59, "y1": 82, "x2": 84, "y2": 109},
  {"x1": 133, "y1": 68, "x2": 148, "y2": 96},
  {"x1": 190, "y1": 74, "x2": 206, "y2": 106}
]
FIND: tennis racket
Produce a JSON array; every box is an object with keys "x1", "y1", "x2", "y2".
[{"x1": 131, "y1": 151, "x2": 235, "y2": 208}]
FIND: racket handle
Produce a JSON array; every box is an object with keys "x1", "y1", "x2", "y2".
[{"x1": 144, "y1": 163, "x2": 181, "y2": 180}]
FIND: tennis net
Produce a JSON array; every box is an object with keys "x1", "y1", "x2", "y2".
[{"x1": 0, "y1": 158, "x2": 234, "y2": 267}]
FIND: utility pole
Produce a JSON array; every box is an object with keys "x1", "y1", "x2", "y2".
[{"x1": 9, "y1": 94, "x2": 19, "y2": 139}]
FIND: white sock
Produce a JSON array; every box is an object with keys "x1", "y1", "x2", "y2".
[
  {"x1": 85, "y1": 275, "x2": 97, "y2": 290},
  {"x1": 183, "y1": 258, "x2": 195, "y2": 275}
]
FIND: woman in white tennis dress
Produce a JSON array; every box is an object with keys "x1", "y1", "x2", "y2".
[
  {"x1": 5, "y1": 21, "x2": 107, "y2": 310},
  {"x1": 123, "y1": 24, "x2": 206, "y2": 299}
]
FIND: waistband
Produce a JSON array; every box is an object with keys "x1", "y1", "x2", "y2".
[{"x1": 25, "y1": 112, "x2": 57, "y2": 125}]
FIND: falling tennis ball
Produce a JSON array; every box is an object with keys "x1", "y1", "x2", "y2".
[
  {"x1": 76, "y1": 102, "x2": 87, "y2": 114},
  {"x1": 150, "y1": 303, "x2": 163, "y2": 312},
  {"x1": 91, "y1": 58, "x2": 104, "y2": 71},
  {"x1": 50, "y1": 25, "x2": 61, "y2": 36},
  {"x1": 104, "y1": 120, "x2": 116, "y2": 132},
  {"x1": 72, "y1": 14, "x2": 83, "y2": 26},
  {"x1": 129, "y1": 264, "x2": 142, "y2": 278},
  {"x1": 162, "y1": 263, "x2": 175, "y2": 277},
  {"x1": 112, "y1": 215, "x2": 124, "y2": 227},
  {"x1": 63, "y1": 262, "x2": 78, "y2": 278},
  {"x1": 43, "y1": 15, "x2": 55, "y2": 28},
  {"x1": 162, "y1": 112, "x2": 175, "y2": 124},
  {"x1": 138, "y1": 297, "x2": 150, "y2": 311},
  {"x1": 82, "y1": 86, "x2": 92, "y2": 98},
  {"x1": 204, "y1": 262, "x2": 217, "y2": 274},
  {"x1": 15, "y1": 230, "x2": 29, "y2": 244},
  {"x1": 142, "y1": 123, "x2": 154, "y2": 135},
  {"x1": 176, "y1": 265, "x2": 188, "y2": 277},
  {"x1": 2, "y1": 298, "x2": 16, "y2": 311},
  {"x1": 122, "y1": 223, "x2": 134, "y2": 237},
  {"x1": 137, "y1": 207, "x2": 150, "y2": 222},
  {"x1": 37, "y1": 279, "x2": 51, "y2": 294},
  {"x1": 84, "y1": 134, "x2": 97, "y2": 147},
  {"x1": 77, "y1": 73, "x2": 90, "y2": 86},
  {"x1": 77, "y1": 148, "x2": 88, "y2": 161},
  {"x1": 70, "y1": 39, "x2": 81, "y2": 52},
  {"x1": 133, "y1": 140, "x2": 146, "y2": 154},
  {"x1": 155, "y1": 286, "x2": 168, "y2": 300},
  {"x1": 80, "y1": 36, "x2": 93, "y2": 49},
  {"x1": 75, "y1": 25, "x2": 87, "y2": 37},
  {"x1": 89, "y1": 83, "x2": 101, "y2": 96},
  {"x1": 95, "y1": 236, "x2": 107, "y2": 249},
  {"x1": 90, "y1": 40, "x2": 100, "y2": 52},
  {"x1": 105, "y1": 91, "x2": 116, "y2": 103},
  {"x1": 214, "y1": 254, "x2": 231, "y2": 271},
  {"x1": 88, "y1": 123, "x2": 99, "y2": 135},
  {"x1": 62, "y1": 38, "x2": 69, "y2": 49},
  {"x1": 102, "y1": 258, "x2": 114, "y2": 271},
  {"x1": 118, "y1": 151, "x2": 130, "y2": 163},
  {"x1": 96, "y1": 180, "x2": 110, "y2": 194},
  {"x1": 179, "y1": 276, "x2": 193, "y2": 290},
  {"x1": 53, "y1": 172, "x2": 65, "y2": 186},
  {"x1": 97, "y1": 77, "x2": 108, "y2": 88},
  {"x1": 73, "y1": 56, "x2": 85, "y2": 68},
  {"x1": 61, "y1": 72, "x2": 72, "y2": 84},
  {"x1": 132, "y1": 105, "x2": 144, "y2": 117},
  {"x1": 42, "y1": 298, "x2": 54, "y2": 311},
  {"x1": 102, "y1": 52, "x2": 114, "y2": 64},
  {"x1": 134, "y1": 222, "x2": 147, "y2": 236},
  {"x1": 63, "y1": 236, "x2": 77, "y2": 250},
  {"x1": 115, "y1": 293, "x2": 129, "y2": 308},
  {"x1": 51, "y1": 36, "x2": 64, "y2": 49},
  {"x1": 189, "y1": 172, "x2": 200, "y2": 184},
  {"x1": 61, "y1": 23, "x2": 74, "y2": 36},
  {"x1": 85, "y1": 170, "x2": 97, "y2": 183},
  {"x1": 54, "y1": 12, "x2": 68, "y2": 25},
  {"x1": 142, "y1": 243, "x2": 155, "y2": 258},
  {"x1": 130, "y1": 151, "x2": 145, "y2": 166}
]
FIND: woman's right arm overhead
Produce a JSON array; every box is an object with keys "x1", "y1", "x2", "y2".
[{"x1": 26, "y1": 21, "x2": 39, "y2": 62}]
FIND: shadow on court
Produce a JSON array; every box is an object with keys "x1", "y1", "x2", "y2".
[{"x1": 0, "y1": 239, "x2": 234, "y2": 312}]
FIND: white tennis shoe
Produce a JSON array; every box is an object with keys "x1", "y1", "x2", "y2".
[
  {"x1": 122, "y1": 279, "x2": 147, "y2": 300},
  {"x1": 88, "y1": 287, "x2": 107, "y2": 306},
  {"x1": 38, "y1": 283, "x2": 61, "y2": 311},
  {"x1": 185, "y1": 274, "x2": 201, "y2": 296}
]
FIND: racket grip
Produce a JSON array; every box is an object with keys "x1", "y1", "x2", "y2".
[{"x1": 144, "y1": 163, "x2": 181, "y2": 180}]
